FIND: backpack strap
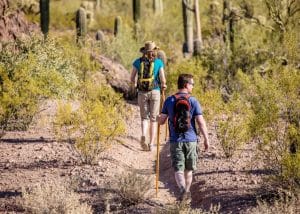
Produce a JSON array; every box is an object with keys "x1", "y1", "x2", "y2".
[
  {"x1": 174, "y1": 93, "x2": 191, "y2": 100},
  {"x1": 173, "y1": 93, "x2": 191, "y2": 110}
]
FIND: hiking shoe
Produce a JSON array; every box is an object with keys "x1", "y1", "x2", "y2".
[
  {"x1": 178, "y1": 186, "x2": 186, "y2": 201},
  {"x1": 140, "y1": 136, "x2": 148, "y2": 151},
  {"x1": 182, "y1": 191, "x2": 192, "y2": 202}
]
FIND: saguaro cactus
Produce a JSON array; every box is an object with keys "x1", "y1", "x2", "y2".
[
  {"x1": 194, "y1": 0, "x2": 202, "y2": 55},
  {"x1": 153, "y1": 0, "x2": 163, "y2": 15},
  {"x1": 95, "y1": 0, "x2": 101, "y2": 10},
  {"x1": 114, "y1": 16, "x2": 122, "y2": 37},
  {"x1": 76, "y1": 7, "x2": 87, "y2": 44},
  {"x1": 133, "y1": 0, "x2": 140, "y2": 23},
  {"x1": 95, "y1": 30, "x2": 105, "y2": 41},
  {"x1": 40, "y1": 0, "x2": 49, "y2": 39},
  {"x1": 182, "y1": 0, "x2": 194, "y2": 57}
]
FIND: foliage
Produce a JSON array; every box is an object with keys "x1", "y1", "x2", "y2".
[
  {"x1": 22, "y1": 181, "x2": 93, "y2": 214},
  {"x1": 54, "y1": 80, "x2": 126, "y2": 164},
  {"x1": 96, "y1": 24, "x2": 141, "y2": 70},
  {"x1": 117, "y1": 170, "x2": 152, "y2": 205},
  {"x1": 0, "y1": 36, "x2": 78, "y2": 131},
  {"x1": 235, "y1": 67, "x2": 300, "y2": 187},
  {"x1": 216, "y1": 93, "x2": 251, "y2": 158}
]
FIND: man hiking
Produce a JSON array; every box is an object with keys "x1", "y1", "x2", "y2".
[
  {"x1": 159, "y1": 73, "x2": 209, "y2": 201},
  {"x1": 130, "y1": 41, "x2": 167, "y2": 151}
]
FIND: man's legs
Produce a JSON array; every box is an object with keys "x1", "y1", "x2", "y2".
[
  {"x1": 184, "y1": 170, "x2": 193, "y2": 193},
  {"x1": 175, "y1": 171, "x2": 186, "y2": 192}
]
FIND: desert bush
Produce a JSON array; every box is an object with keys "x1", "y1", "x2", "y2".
[
  {"x1": 247, "y1": 189, "x2": 300, "y2": 214},
  {"x1": 22, "y1": 181, "x2": 93, "y2": 214},
  {"x1": 0, "y1": 36, "x2": 78, "y2": 131},
  {"x1": 54, "y1": 80, "x2": 126, "y2": 164},
  {"x1": 216, "y1": 93, "x2": 251, "y2": 158},
  {"x1": 117, "y1": 170, "x2": 152, "y2": 205},
  {"x1": 235, "y1": 67, "x2": 300, "y2": 187}
]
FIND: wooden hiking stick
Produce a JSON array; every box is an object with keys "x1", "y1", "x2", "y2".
[{"x1": 156, "y1": 90, "x2": 165, "y2": 197}]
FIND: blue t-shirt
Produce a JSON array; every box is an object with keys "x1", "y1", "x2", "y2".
[
  {"x1": 133, "y1": 58, "x2": 164, "y2": 90},
  {"x1": 161, "y1": 93, "x2": 203, "y2": 142}
]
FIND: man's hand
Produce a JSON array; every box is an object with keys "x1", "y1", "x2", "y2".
[{"x1": 204, "y1": 139, "x2": 209, "y2": 151}]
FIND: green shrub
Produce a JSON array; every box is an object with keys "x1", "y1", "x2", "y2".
[
  {"x1": 235, "y1": 67, "x2": 300, "y2": 187},
  {"x1": 216, "y1": 94, "x2": 251, "y2": 158},
  {"x1": 0, "y1": 36, "x2": 78, "y2": 131},
  {"x1": 54, "y1": 80, "x2": 126, "y2": 164},
  {"x1": 22, "y1": 181, "x2": 93, "y2": 214}
]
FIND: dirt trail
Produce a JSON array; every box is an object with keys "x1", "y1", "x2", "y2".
[{"x1": 0, "y1": 99, "x2": 266, "y2": 213}]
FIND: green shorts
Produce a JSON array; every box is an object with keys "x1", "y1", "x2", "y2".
[{"x1": 170, "y1": 142, "x2": 198, "y2": 172}]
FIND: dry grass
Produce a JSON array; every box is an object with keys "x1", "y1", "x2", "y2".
[
  {"x1": 22, "y1": 181, "x2": 93, "y2": 214},
  {"x1": 247, "y1": 189, "x2": 300, "y2": 214},
  {"x1": 159, "y1": 201, "x2": 220, "y2": 214},
  {"x1": 117, "y1": 170, "x2": 153, "y2": 205}
]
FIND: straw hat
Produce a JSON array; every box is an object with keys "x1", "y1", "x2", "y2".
[{"x1": 139, "y1": 41, "x2": 159, "y2": 53}]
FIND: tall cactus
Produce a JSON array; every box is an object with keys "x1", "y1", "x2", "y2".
[
  {"x1": 40, "y1": 0, "x2": 49, "y2": 39},
  {"x1": 182, "y1": 0, "x2": 194, "y2": 57},
  {"x1": 95, "y1": 30, "x2": 105, "y2": 41},
  {"x1": 194, "y1": 0, "x2": 202, "y2": 55},
  {"x1": 114, "y1": 16, "x2": 122, "y2": 37},
  {"x1": 133, "y1": 0, "x2": 140, "y2": 23},
  {"x1": 95, "y1": 0, "x2": 101, "y2": 10},
  {"x1": 153, "y1": 0, "x2": 163, "y2": 15},
  {"x1": 76, "y1": 7, "x2": 87, "y2": 44}
]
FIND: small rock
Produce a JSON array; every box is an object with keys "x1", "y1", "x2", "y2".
[{"x1": 250, "y1": 179, "x2": 258, "y2": 185}]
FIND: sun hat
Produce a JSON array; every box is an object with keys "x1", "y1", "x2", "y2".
[{"x1": 139, "y1": 41, "x2": 159, "y2": 53}]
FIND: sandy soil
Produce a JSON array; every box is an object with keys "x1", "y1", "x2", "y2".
[{"x1": 0, "y1": 99, "x2": 267, "y2": 213}]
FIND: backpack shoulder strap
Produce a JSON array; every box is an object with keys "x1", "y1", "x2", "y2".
[{"x1": 174, "y1": 93, "x2": 190, "y2": 99}]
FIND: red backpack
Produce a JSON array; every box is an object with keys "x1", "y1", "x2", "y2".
[{"x1": 173, "y1": 94, "x2": 191, "y2": 133}]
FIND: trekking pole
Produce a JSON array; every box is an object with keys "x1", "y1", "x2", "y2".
[{"x1": 156, "y1": 90, "x2": 165, "y2": 197}]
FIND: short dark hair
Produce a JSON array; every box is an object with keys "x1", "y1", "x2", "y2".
[{"x1": 177, "y1": 74, "x2": 194, "y2": 89}]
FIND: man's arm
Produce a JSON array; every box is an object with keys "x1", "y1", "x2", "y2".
[{"x1": 195, "y1": 115, "x2": 209, "y2": 151}]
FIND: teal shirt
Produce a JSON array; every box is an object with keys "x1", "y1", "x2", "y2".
[{"x1": 133, "y1": 58, "x2": 164, "y2": 90}]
